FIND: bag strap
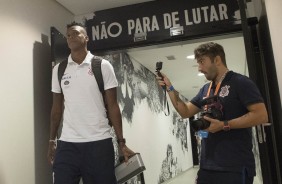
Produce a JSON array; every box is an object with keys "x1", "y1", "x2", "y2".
[
  {"x1": 57, "y1": 59, "x2": 68, "y2": 91},
  {"x1": 91, "y1": 56, "x2": 104, "y2": 94},
  {"x1": 91, "y1": 56, "x2": 112, "y2": 126}
]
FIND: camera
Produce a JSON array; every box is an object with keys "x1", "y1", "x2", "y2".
[
  {"x1": 190, "y1": 95, "x2": 223, "y2": 131},
  {"x1": 156, "y1": 61, "x2": 166, "y2": 90},
  {"x1": 156, "y1": 61, "x2": 163, "y2": 75}
]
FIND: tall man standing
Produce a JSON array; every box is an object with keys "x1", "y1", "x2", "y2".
[{"x1": 47, "y1": 22, "x2": 134, "y2": 184}]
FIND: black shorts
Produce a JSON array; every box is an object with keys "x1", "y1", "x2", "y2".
[
  {"x1": 53, "y1": 138, "x2": 117, "y2": 184},
  {"x1": 195, "y1": 168, "x2": 254, "y2": 184}
]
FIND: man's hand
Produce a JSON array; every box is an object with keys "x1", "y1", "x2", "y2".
[
  {"x1": 119, "y1": 144, "x2": 135, "y2": 163},
  {"x1": 203, "y1": 116, "x2": 224, "y2": 133},
  {"x1": 47, "y1": 142, "x2": 56, "y2": 165},
  {"x1": 155, "y1": 72, "x2": 172, "y2": 89}
]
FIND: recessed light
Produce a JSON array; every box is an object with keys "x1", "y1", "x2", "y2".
[
  {"x1": 186, "y1": 55, "x2": 194, "y2": 59},
  {"x1": 166, "y1": 55, "x2": 176, "y2": 60}
]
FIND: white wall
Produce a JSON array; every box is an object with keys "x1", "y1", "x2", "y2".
[
  {"x1": 265, "y1": 0, "x2": 282, "y2": 103},
  {"x1": 117, "y1": 60, "x2": 193, "y2": 183},
  {"x1": 0, "y1": 0, "x2": 73, "y2": 184}
]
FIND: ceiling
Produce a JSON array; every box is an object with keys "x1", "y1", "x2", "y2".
[
  {"x1": 56, "y1": 0, "x2": 154, "y2": 15},
  {"x1": 56, "y1": 0, "x2": 247, "y2": 99},
  {"x1": 127, "y1": 36, "x2": 247, "y2": 99}
]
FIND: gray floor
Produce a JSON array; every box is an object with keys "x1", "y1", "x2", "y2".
[
  {"x1": 162, "y1": 166, "x2": 261, "y2": 184},
  {"x1": 162, "y1": 166, "x2": 198, "y2": 184}
]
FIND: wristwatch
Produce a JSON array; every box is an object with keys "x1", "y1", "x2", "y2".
[{"x1": 223, "y1": 120, "x2": 230, "y2": 131}]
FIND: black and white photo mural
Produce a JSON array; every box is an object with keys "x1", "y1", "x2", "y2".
[
  {"x1": 171, "y1": 112, "x2": 189, "y2": 152},
  {"x1": 158, "y1": 144, "x2": 180, "y2": 183},
  {"x1": 103, "y1": 52, "x2": 194, "y2": 183},
  {"x1": 109, "y1": 53, "x2": 165, "y2": 123}
]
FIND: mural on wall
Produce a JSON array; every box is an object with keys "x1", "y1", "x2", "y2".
[
  {"x1": 104, "y1": 52, "x2": 164, "y2": 123},
  {"x1": 157, "y1": 108, "x2": 189, "y2": 183},
  {"x1": 158, "y1": 144, "x2": 181, "y2": 183},
  {"x1": 101, "y1": 52, "x2": 191, "y2": 183},
  {"x1": 172, "y1": 112, "x2": 188, "y2": 153}
]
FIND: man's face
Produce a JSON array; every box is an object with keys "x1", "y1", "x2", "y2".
[
  {"x1": 196, "y1": 55, "x2": 217, "y2": 81},
  {"x1": 66, "y1": 26, "x2": 88, "y2": 50}
]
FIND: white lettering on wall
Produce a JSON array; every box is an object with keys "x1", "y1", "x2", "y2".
[
  {"x1": 91, "y1": 22, "x2": 122, "y2": 40},
  {"x1": 107, "y1": 22, "x2": 122, "y2": 38},
  {"x1": 100, "y1": 22, "x2": 108, "y2": 39},
  {"x1": 163, "y1": 13, "x2": 171, "y2": 29},
  {"x1": 91, "y1": 3, "x2": 230, "y2": 40},
  {"x1": 201, "y1": 6, "x2": 209, "y2": 23},
  {"x1": 219, "y1": 4, "x2": 228, "y2": 20},
  {"x1": 163, "y1": 12, "x2": 181, "y2": 28},
  {"x1": 92, "y1": 25, "x2": 100, "y2": 40},
  {"x1": 184, "y1": 4, "x2": 229, "y2": 25},
  {"x1": 151, "y1": 16, "x2": 159, "y2": 31},
  {"x1": 128, "y1": 20, "x2": 135, "y2": 35},
  {"x1": 192, "y1": 8, "x2": 201, "y2": 24},
  {"x1": 127, "y1": 15, "x2": 160, "y2": 35},
  {"x1": 210, "y1": 5, "x2": 219, "y2": 21}
]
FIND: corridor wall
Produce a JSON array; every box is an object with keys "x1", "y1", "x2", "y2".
[{"x1": 0, "y1": 0, "x2": 73, "y2": 184}]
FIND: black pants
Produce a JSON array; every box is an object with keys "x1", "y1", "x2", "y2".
[
  {"x1": 53, "y1": 138, "x2": 117, "y2": 184},
  {"x1": 195, "y1": 168, "x2": 254, "y2": 184}
]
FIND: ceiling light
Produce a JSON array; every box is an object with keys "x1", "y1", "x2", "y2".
[
  {"x1": 198, "y1": 73, "x2": 204, "y2": 76},
  {"x1": 186, "y1": 55, "x2": 194, "y2": 59},
  {"x1": 134, "y1": 32, "x2": 147, "y2": 42},
  {"x1": 166, "y1": 55, "x2": 176, "y2": 60},
  {"x1": 170, "y1": 26, "x2": 184, "y2": 36}
]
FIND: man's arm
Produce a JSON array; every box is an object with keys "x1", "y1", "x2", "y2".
[
  {"x1": 104, "y1": 87, "x2": 134, "y2": 162},
  {"x1": 205, "y1": 102, "x2": 268, "y2": 133},
  {"x1": 104, "y1": 87, "x2": 123, "y2": 141},
  {"x1": 47, "y1": 92, "x2": 63, "y2": 165},
  {"x1": 156, "y1": 72, "x2": 201, "y2": 118},
  {"x1": 228, "y1": 102, "x2": 268, "y2": 128},
  {"x1": 167, "y1": 90, "x2": 200, "y2": 118}
]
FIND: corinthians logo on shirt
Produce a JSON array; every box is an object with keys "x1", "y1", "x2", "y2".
[
  {"x1": 64, "y1": 80, "x2": 70, "y2": 85},
  {"x1": 88, "y1": 67, "x2": 94, "y2": 76},
  {"x1": 219, "y1": 85, "x2": 230, "y2": 98}
]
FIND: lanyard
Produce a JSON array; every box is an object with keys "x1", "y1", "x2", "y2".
[
  {"x1": 204, "y1": 70, "x2": 228, "y2": 110},
  {"x1": 206, "y1": 81, "x2": 221, "y2": 97}
]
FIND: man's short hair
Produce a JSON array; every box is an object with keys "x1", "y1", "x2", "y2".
[
  {"x1": 66, "y1": 21, "x2": 85, "y2": 29},
  {"x1": 66, "y1": 21, "x2": 87, "y2": 36},
  {"x1": 194, "y1": 42, "x2": 227, "y2": 66}
]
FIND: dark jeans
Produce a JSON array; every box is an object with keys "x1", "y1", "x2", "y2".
[
  {"x1": 53, "y1": 138, "x2": 117, "y2": 184},
  {"x1": 195, "y1": 168, "x2": 254, "y2": 184}
]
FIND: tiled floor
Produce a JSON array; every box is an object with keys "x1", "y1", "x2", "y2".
[{"x1": 163, "y1": 166, "x2": 262, "y2": 184}]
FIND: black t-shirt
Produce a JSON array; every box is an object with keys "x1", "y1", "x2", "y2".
[{"x1": 191, "y1": 71, "x2": 264, "y2": 176}]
